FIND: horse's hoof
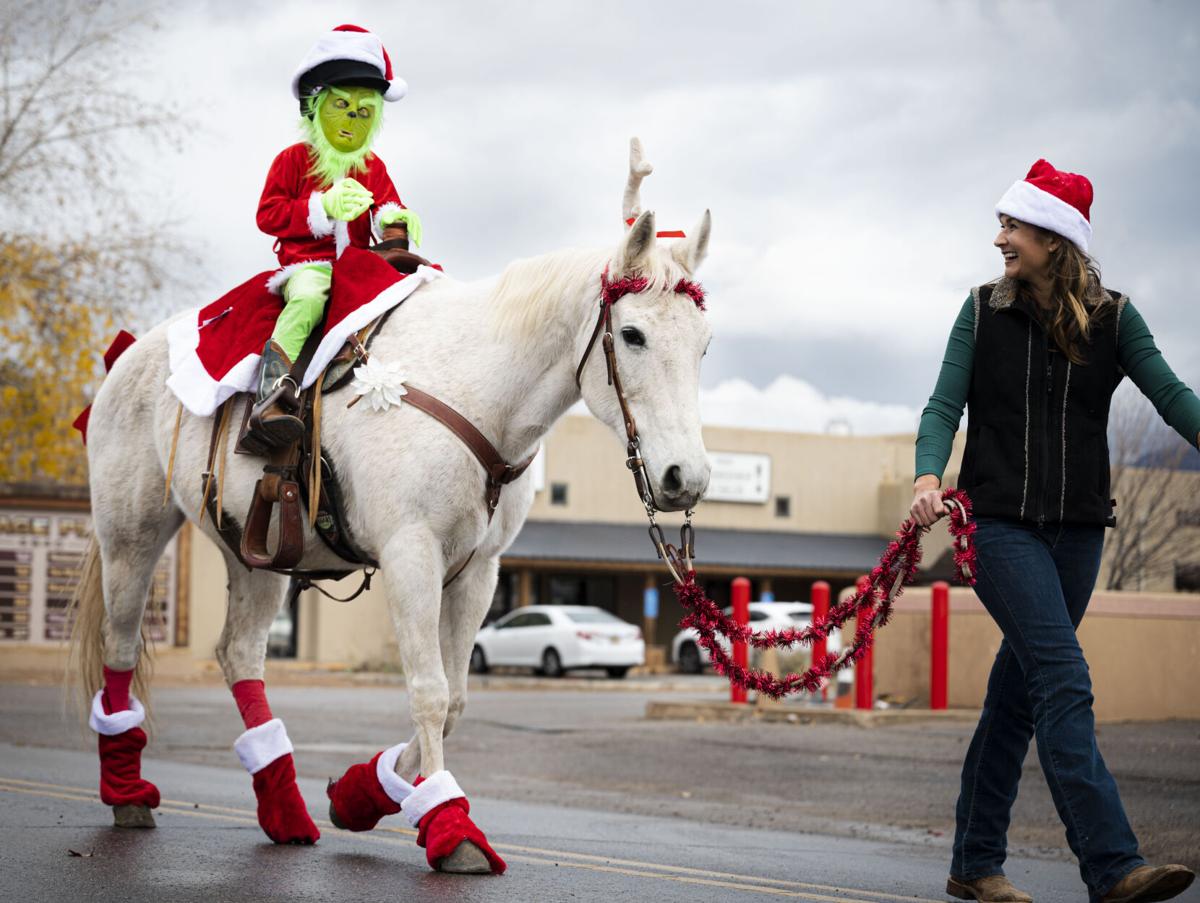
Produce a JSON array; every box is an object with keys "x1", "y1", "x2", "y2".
[
  {"x1": 327, "y1": 790, "x2": 348, "y2": 831},
  {"x1": 112, "y1": 804, "x2": 156, "y2": 829},
  {"x1": 438, "y1": 841, "x2": 492, "y2": 874}
]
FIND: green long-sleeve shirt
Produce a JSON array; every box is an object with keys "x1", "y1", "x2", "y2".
[{"x1": 916, "y1": 297, "x2": 1200, "y2": 481}]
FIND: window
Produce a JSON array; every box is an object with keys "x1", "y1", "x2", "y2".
[
  {"x1": 1175, "y1": 563, "x2": 1200, "y2": 593},
  {"x1": 775, "y1": 496, "x2": 791, "y2": 518},
  {"x1": 564, "y1": 608, "x2": 624, "y2": 624},
  {"x1": 499, "y1": 612, "x2": 535, "y2": 629},
  {"x1": 550, "y1": 483, "x2": 568, "y2": 505},
  {"x1": 1176, "y1": 509, "x2": 1200, "y2": 528}
]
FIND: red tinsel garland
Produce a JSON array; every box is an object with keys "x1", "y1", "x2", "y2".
[
  {"x1": 674, "y1": 488, "x2": 976, "y2": 700},
  {"x1": 599, "y1": 265, "x2": 707, "y2": 311}
]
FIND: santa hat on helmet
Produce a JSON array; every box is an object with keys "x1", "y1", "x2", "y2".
[
  {"x1": 292, "y1": 24, "x2": 407, "y2": 104},
  {"x1": 995, "y1": 159, "x2": 1093, "y2": 253}
]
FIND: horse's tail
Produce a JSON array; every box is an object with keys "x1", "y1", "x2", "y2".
[{"x1": 66, "y1": 536, "x2": 154, "y2": 724}]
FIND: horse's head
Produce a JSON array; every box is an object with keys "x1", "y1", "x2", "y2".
[{"x1": 577, "y1": 208, "x2": 713, "y2": 512}]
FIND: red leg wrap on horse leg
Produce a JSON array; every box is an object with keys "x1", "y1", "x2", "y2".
[
  {"x1": 417, "y1": 798, "x2": 507, "y2": 875},
  {"x1": 251, "y1": 753, "x2": 320, "y2": 845},
  {"x1": 94, "y1": 687, "x2": 159, "y2": 808},
  {"x1": 231, "y1": 679, "x2": 273, "y2": 729},
  {"x1": 98, "y1": 727, "x2": 160, "y2": 808},
  {"x1": 230, "y1": 687, "x2": 318, "y2": 845},
  {"x1": 326, "y1": 750, "x2": 403, "y2": 832},
  {"x1": 102, "y1": 665, "x2": 134, "y2": 713}
]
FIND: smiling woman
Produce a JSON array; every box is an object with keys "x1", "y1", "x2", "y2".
[{"x1": 911, "y1": 160, "x2": 1200, "y2": 903}]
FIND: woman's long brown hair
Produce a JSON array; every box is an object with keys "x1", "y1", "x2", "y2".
[{"x1": 1031, "y1": 228, "x2": 1109, "y2": 364}]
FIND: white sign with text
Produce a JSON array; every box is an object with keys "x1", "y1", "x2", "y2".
[{"x1": 705, "y1": 452, "x2": 771, "y2": 504}]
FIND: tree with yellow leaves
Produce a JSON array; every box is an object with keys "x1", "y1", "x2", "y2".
[{"x1": 0, "y1": 1, "x2": 187, "y2": 486}]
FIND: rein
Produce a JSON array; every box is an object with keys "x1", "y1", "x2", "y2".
[{"x1": 579, "y1": 263, "x2": 978, "y2": 699}]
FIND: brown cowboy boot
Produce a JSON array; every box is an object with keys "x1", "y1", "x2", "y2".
[
  {"x1": 1101, "y1": 864, "x2": 1195, "y2": 903},
  {"x1": 241, "y1": 340, "x2": 304, "y2": 456},
  {"x1": 947, "y1": 874, "x2": 1033, "y2": 902}
]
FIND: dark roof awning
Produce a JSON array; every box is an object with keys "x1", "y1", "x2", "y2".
[{"x1": 500, "y1": 520, "x2": 891, "y2": 576}]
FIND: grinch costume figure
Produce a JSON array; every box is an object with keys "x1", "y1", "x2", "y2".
[{"x1": 245, "y1": 23, "x2": 422, "y2": 452}]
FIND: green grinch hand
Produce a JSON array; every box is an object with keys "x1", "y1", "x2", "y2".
[
  {"x1": 379, "y1": 208, "x2": 423, "y2": 247},
  {"x1": 322, "y1": 177, "x2": 374, "y2": 222}
]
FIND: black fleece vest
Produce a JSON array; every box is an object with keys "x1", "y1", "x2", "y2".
[{"x1": 958, "y1": 278, "x2": 1127, "y2": 527}]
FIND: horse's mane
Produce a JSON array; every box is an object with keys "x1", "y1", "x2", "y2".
[{"x1": 490, "y1": 246, "x2": 689, "y2": 341}]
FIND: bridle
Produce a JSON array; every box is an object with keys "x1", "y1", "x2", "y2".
[
  {"x1": 573, "y1": 260, "x2": 978, "y2": 700},
  {"x1": 573, "y1": 263, "x2": 707, "y2": 582}
]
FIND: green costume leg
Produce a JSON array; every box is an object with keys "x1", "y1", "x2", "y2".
[
  {"x1": 273, "y1": 264, "x2": 333, "y2": 360},
  {"x1": 239, "y1": 264, "x2": 332, "y2": 456}
]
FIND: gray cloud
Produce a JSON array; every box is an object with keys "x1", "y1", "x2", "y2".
[{"x1": 77, "y1": 0, "x2": 1199, "y2": 427}]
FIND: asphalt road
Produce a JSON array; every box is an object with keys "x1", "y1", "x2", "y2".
[{"x1": 0, "y1": 682, "x2": 1197, "y2": 902}]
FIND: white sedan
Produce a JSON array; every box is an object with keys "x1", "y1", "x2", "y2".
[
  {"x1": 670, "y1": 601, "x2": 843, "y2": 675},
  {"x1": 472, "y1": 605, "x2": 645, "y2": 679}
]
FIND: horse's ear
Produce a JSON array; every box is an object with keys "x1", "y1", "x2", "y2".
[
  {"x1": 614, "y1": 209, "x2": 656, "y2": 275},
  {"x1": 671, "y1": 209, "x2": 711, "y2": 275}
]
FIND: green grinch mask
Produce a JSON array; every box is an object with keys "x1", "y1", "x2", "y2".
[
  {"x1": 318, "y1": 86, "x2": 381, "y2": 152},
  {"x1": 301, "y1": 86, "x2": 385, "y2": 188}
]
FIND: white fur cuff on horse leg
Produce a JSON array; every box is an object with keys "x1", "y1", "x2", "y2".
[
  {"x1": 233, "y1": 718, "x2": 294, "y2": 775},
  {"x1": 400, "y1": 770, "x2": 465, "y2": 827},
  {"x1": 88, "y1": 690, "x2": 146, "y2": 736},
  {"x1": 375, "y1": 742, "x2": 416, "y2": 805}
]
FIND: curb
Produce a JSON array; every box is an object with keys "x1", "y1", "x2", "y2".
[{"x1": 644, "y1": 699, "x2": 981, "y2": 727}]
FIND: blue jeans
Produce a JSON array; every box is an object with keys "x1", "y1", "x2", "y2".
[{"x1": 951, "y1": 517, "x2": 1144, "y2": 900}]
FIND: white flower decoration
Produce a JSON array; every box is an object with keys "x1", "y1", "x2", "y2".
[{"x1": 350, "y1": 356, "x2": 409, "y2": 412}]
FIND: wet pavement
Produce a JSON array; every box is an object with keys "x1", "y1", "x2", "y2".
[{"x1": 0, "y1": 682, "x2": 1196, "y2": 902}]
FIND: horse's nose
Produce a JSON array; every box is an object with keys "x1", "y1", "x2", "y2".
[{"x1": 662, "y1": 465, "x2": 683, "y2": 494}]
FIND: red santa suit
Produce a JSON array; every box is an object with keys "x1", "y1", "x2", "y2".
[
  {"x1": 164, "y1": 143, "x2": 439, "y2": 417},
  {"x1": 258, "y1": 142, "x2": 406, "y2": 280}
]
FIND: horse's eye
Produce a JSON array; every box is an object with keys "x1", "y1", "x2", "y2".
[{"x1": 621, "y1": 327, "x2": 646, "y2": 348}]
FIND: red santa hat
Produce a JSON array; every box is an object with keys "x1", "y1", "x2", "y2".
[
  {"x1": 995, "y1": 159, "x2": 1093, "y2": 253},
  {"x1": 291, "y1": 24, "x2": 407, "y2": 103}
]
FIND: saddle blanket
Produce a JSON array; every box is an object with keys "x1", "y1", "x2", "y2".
[{"x1": 166, "y1": 247, "x2": 442, "y2": 417}]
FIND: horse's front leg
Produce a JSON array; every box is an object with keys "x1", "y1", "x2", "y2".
[
  {"x1": 439, "y1": 554, "x2": 501, "y2": 741},
  {"x1": 325, "y1": 527, "x2": 505, "y2": 874}
]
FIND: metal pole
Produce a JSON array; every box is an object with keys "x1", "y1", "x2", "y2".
[
  {"x1": 854, "y1": 575, "x2": 874, "y2": 710},
  {"x1": 731, "y1": 577, "x2": 750, "y2": 704},
  {"x1": 931, "y1": 581, "x2": 949, "y2": 710},
  {"x1": 811, "y1": 581, "x2": 830, "y2": 702}
]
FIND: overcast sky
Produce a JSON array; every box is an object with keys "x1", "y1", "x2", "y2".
[{"x1": 113, "y1": 0, "x2": 1199, "y2": 435}]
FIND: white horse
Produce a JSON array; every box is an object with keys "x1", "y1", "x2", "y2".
[{"x1": 72, "y1": 143, "x2": 712, "y2": 871}]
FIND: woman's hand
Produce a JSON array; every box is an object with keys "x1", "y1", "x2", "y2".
[{"x1": 910, "y1": 474, "x2": 946, "y2": 527}]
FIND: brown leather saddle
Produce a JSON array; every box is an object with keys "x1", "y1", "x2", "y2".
[{"x1": 199, "y1": 224, "x2": 535, "y2": 602}]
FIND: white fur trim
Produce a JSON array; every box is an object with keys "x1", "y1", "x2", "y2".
[
  {"x1": 371, "y1": 202, "x2": 406, "y2": 243},
  {"x1": 995, "y1": 179, "x2": 1092, "y2": 253},
  {"x1": 334, "y1": 221, "x2": 351, "y2": 259},
  {"x1": 266, "y1": 260, "x2": 331, "y2": 296},
  {"x1": 400, "y1": 770, "x2": 464, "y2": 827},
  {"x1": 308, "y1": 191, "x2": 335, "y2": 239},
  {"x1": 166, "y1": 265, "x2": 441, "y2": 416},
  {"x1": 291, "y1": 28, "x2": 407, "y2": 102},
  {"x1": 299, "y1": 264, "x2": 442, "y2": 389},
  {"x1": 88, "y1": 690, "x2": 146, "y2": 736},
  {"x1": 375, "y1": 742, "x2": 416, "y2": 805},
  {"x1": 233, "y1": 718, "x2": 293, "y2": 775}
]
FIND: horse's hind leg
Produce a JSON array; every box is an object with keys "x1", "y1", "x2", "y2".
[
  {"x1": 82, "y1": 452, "x2": 185, "y2": 829},
  {"x1": 215, "y1": 561, "x2": 319, "y2": 845}
]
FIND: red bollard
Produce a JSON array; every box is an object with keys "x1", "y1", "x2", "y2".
[
  {"x1": 731, "y1": 577, "x2": 751, "y2": 704},
  {"x1": 931, "y1": 581, "x2": 950, "y2": 710},
  {"x1": 854, "y1": 575, "x2": 874, "y2": 711},
  {"x1": 811, "y1": 581, "x2": 830, "y2": 701}
]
